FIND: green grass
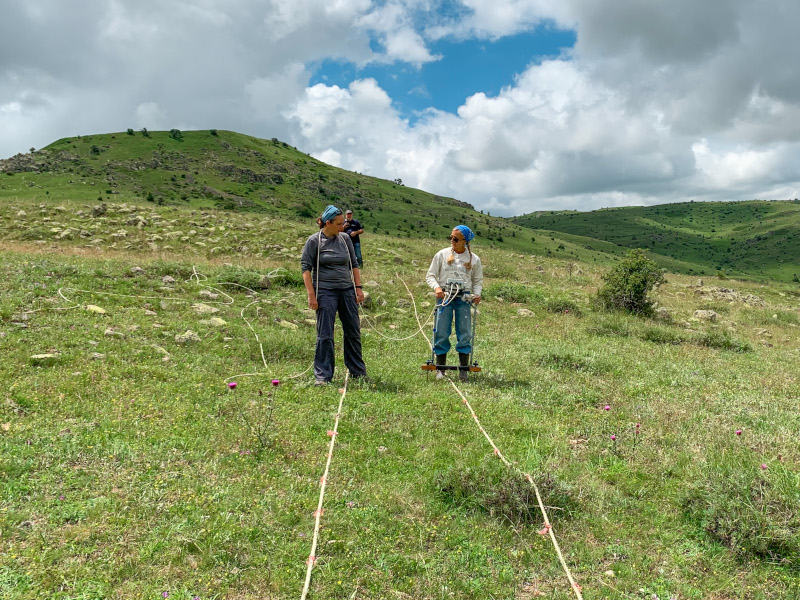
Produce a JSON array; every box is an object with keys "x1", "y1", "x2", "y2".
[{"x1": 0, "y1": 198, "x2": 799, "y2": 599}]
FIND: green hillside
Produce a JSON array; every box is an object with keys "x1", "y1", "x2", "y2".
[
  {"x1": 0, "y1": 129, "x2": 640, "y2": 268},
  {"x1": 4, "y1": 131, "x2": 798, "y2": 282},
  {"x1": 513, "y1": 201, "x2": 800, "y2": 282}
]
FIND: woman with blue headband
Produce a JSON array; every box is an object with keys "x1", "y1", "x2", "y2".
[
  {"x1": 301, "y1": 205, "x2": 367, "y2": 385},
  {"x1": 425, "y1": 225, "x2": 483, "y2": 381}
]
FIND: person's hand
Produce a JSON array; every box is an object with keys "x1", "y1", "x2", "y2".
[
  {"x1": 356, "y1": 288, "x2": 365, "y2": 304},
  {"x1": 472, "y1": 295, "x2": 481, "y2": 306},
  {"x1": 308, "y1": 294, "x2": 318, "y2": 310},
  {"x1": 435, "y1": 287, "x2": 444, "y2": 299},
  {"x1": 350, "y1": 231, "x2": 356, "y2": 237}
]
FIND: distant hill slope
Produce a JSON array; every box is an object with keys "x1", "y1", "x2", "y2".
[
  {"x1": 0, "y1": 130, "x2": 618, "y2": 265},
  {"x1": 513, "y1": 201, "x2": 800, "y2": 282},
  {"x1": 4, "y1": 130, "x2": 798, "y2": 282}
]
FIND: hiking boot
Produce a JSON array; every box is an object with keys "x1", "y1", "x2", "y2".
[
  {"x1": 435, "y1": 354, "x2": 446, "y2": 380},
  {"x1": 314, "y1": 379, "x2": 329, "y2": 386},
  {"x1": 458, "y1": 353, "x2": 470, "y2": 382}
]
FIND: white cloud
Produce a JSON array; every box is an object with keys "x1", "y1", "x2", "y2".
[
  {"x1": 134, "y1": 102, "x2": 167, "y2": 130},
  {"x1": 3, "y1": 0, "x2": 800, "y2": 214},
  {"x1": 357, "y1": 3, "x2": 440, "y2": 65}
]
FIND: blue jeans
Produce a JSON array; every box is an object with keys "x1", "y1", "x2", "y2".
[
  {"x1": 353, "y1": 242, "x2": 363, "y2": 268},
  {"x1": 433, "y1": 296, "x2": 472, "y2": 356},
  {"x1": 315, "y1": 287, "x2": 367, "y2": 382}
]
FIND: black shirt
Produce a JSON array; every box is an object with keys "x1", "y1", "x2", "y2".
[
  {"x1": 300, "y1": 232, "x2": 358, "y2": 290},
  {"x1": 343, "y1": 218, "x2": 362, "y2": 245}
]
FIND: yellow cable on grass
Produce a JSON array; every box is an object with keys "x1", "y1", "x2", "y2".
[
  {"x1": 400, "y1": 275, "x2": 584, "y2": 600},
  {"x1": 301, "y1": 372, "x2": 349, "y2": 600}
]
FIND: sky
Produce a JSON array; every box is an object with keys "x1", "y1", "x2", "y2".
[{"x1": 2, "y1": 1, "x2": 800, "y2": 216}]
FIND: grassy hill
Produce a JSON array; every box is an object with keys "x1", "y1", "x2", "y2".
[
  {"x1": 0, "y1": 129, "x2": 596, "y2": 262},
  {"x1": 512, "y1": 201, "x2": 800, "y2": 282},
  {"x1": 1, "y1": 196, "x2": 799, "y2": 599},
  {"x1": 4, "y1": 130, "x2": 798, "y2": 284}
]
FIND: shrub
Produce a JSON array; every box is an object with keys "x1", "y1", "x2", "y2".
[
  {"x1": 695, "y1": 329, "x2": 752, "y2": 352},
  {"x1": 215, "y1": 266, "x2": 269, "y2": 291},
  {"x1": 126, "y1": 128, "x2": 135, "y2": 135},
  {"x1": 544, "y1": 297, "x2": 581, "y2": 315},
  {"x1": 435, "y1": 458, "x2": 579, "y2": 526},
  {"x1": 684, "y1": 457, "x2": 800, "y2": 565},
  {"x1": 140, "y1": 128, "x2": 150, "y2": 137},
  {"x1": 597, "y1": 249, "x2": 666, "y2": 316},
  {"x1": 209, "y1": 129, "x2": 218, "y2": 136},
  {"x1": 641, "y1": 325, "x2": 685, "y2": 345},
  {"x1": 483, "y1": 282, "x2": 544, "y2": 303},
  {"x1": 268, "y1": 269, "x2": 304, "y2": 288},
  {"x1": 587, "y1": 314, "x2": 633, "y2": 337},
  {"x1": 169, "y1": 129, "x2": 183, "y2": 141}
]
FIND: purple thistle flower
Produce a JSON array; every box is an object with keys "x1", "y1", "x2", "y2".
[
  {"x1": 735, "y1": 429, "x2": 742, "y2": 436},
  {"x1": 271, "y1": 379, "x2": 280, "y2": 387},
  {"x1": 162, "y1": 593, "x2": 169, "y2": 599},
  {"x1": 761, "y1": 463, "x2": 768, "y2": 470},
  {"x1": 604, "y1": 405, "x2": 610, "y2": 411},
  {"x1": 610, "y1": 435, "x2": 617, "y2": 441},
  {"x1": 228, "y1": 382, "x2": 237, "y2": 389}
]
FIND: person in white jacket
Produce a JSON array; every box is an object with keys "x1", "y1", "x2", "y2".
[{"x1": 425, "y1": 225, "x2": 483, "y2": 381}]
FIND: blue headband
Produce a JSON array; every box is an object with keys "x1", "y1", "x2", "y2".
[
  {"x1": 320, "y1": 205, "x2": 342, "y2": 223},
  {"x1": 455, "y1": 225, "x2": 474, "y2": 243}
]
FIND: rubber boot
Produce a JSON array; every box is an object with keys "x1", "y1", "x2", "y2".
[
  {"x1": 435, "y1": 354, "x2": 446, "y2": 380},
  {"x1": 458, "y1": 353, "x2": 470, "y2": 382}
]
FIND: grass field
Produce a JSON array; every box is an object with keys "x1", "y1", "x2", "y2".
[{"x1": 1, "y1": 197, "x2": 799, "y2": 599}]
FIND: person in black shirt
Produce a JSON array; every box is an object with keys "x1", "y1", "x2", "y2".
[{"x1": 343, "y1": 209, "x2": 364, "y2": 268}]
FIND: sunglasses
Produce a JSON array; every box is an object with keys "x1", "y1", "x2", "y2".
[{"x1": 448, "y1": 235, "x2": 464, "y2": 242}]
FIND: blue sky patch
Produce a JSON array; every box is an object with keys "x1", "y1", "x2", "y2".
[{"x1": 310, "y1": 25, "x2": 576, "y2": 121}]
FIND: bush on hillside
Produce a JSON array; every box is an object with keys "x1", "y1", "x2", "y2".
[
  {"x1": 695, "y1": 329, "x2": 752, "y2": 352},
  {"x1": 169, "y1": 129, "x2": 183, "y2": 141},
  {"x1": 641, "y1": 324, "x2": 686, "y2": 345},
  {"x1": 587, "y1": 313, "x2": 633, "y2": 338},
  {"x1": 435, "y1": 458, "x2": 579, "y2": 526},
  {"x1": 544, "y1": 296, "x2": 582, "y2": 315},
  {"x1": 683, "y1": 457, "x2": 800, "y2": 565},
  {"x1": 597, "y1": 249, "x2": 666, "y2": 316},
  {"x1": 483, "y1": 282, "x2": 544, "y2": 304}
]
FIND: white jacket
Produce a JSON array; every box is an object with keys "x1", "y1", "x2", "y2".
[{"x1": 426, "y1": 247, "x2": 483, "y2": 296}]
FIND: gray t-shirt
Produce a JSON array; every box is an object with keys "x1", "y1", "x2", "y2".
[{"x1": 300, "y1": 231, "x2": 358, "y2": 290}]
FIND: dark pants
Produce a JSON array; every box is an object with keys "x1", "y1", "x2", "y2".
[
  {"x1": 315, "y1": 287, "x2": 367, "y2": 382},
  {"x1": 353, "y1": 242, "x2": 363, "y2": 268}
]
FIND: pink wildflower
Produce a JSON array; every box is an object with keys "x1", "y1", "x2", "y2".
[
  {"x1": 735, "y1": 429, "x2": 742, "y2": 436},
  {"x1": 611, "y1": 435, "x2": 617, "y2": 441},
  {"x1": 760, "y1": 463, "x2": 768, "y2": 470},
  {"x1": 604, "y1": 405, "x2": 610, "y2": 411},
  {"x1": 271, "y1": 379, "x2": 280, "y2": 386},
  {"x1": 228, "y1": 382, "x2": 237, "y2": 389}
]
